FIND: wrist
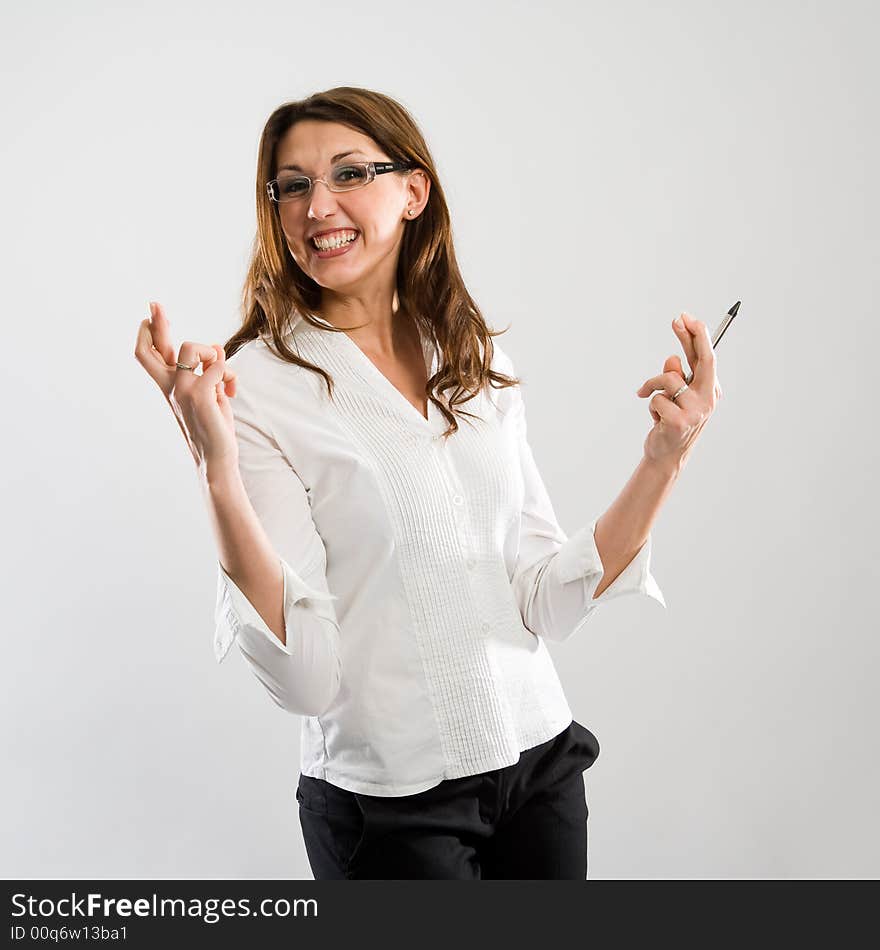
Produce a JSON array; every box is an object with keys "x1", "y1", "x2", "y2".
[
  {"x1": 203, "y1": 460, "x2": 243, "y2": 494},
  {"x1": 640, "y1": 453, "x2": 684, "y2": 482}
]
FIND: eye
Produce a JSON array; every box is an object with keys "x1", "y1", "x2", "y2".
[
  {"x1": 332, "y1": 164, "x2": 368, "y2": 185},
  {"x1": 278, "y1": 175, "x2": 309, "y2": 195}
]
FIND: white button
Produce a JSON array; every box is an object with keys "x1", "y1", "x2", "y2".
[
  {"x1": 481, "y1": 621, "x2": 491, "y2": 633},
  {"x1": 466, "y1": 558, "x2": 476, "y2": 570},
  {"x1": 452, "y1": 494, "x2": 464, "y2": 505}
]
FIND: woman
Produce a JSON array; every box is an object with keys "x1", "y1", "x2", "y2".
[{"x1": 134, "y1": 86, "x2": 721, "y2": 879}]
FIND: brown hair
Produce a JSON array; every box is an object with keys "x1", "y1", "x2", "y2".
[{"x1": 224, "y1": 85, "x2": 520, "y2": 440}]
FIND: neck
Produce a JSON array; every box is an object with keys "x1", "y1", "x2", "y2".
[{"x1": 317, "y1": 289, "x2": 415, "y2": 358}]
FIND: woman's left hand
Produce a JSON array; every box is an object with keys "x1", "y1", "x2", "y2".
[{"x1": 635, "y1": 312, "x2": 723, "y2": 471}]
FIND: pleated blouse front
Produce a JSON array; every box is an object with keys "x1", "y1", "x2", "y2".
[{"x1": 213, "y1": 312, "x2": 666, "y2": 796}]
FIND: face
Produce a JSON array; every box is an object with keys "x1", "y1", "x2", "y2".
[{"x1": 273, "y1": 119, "x2": 429, "y2": 298}]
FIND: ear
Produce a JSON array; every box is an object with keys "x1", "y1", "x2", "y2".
[{"x1": 404, "y1": 168, "x2": 431, "y2": 218}]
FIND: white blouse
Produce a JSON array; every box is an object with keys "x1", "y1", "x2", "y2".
[{"x1": 213, "y1": 311, "x2": 666, "y2": 797}]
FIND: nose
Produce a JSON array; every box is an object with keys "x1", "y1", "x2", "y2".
[{"x1": 306, "y1": 179, "x2": 340, "y2": 222}]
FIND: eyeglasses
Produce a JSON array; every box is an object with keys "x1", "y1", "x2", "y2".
[{"x1": 266, "y1": 160, "x2": 415, "y2": 203}]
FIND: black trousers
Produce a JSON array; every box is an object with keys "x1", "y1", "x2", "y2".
[{"x1": 296, "y1": 719, "x2": 600, "y2": 879}]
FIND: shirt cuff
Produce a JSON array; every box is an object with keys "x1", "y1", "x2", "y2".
[
  {"x1": 214, "y1": 558, "x2": 339, "y2": 663},
  {"x1": 554, "y1": 518, "x2": 667, "y2": 609}
]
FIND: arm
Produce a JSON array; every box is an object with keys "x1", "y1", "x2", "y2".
[
  {"x1": 204, "y1": 368, "x2": 342, "y2": 717},
  {"x1": 498, "y1": 344, "x2": 666, "y2": 643},
  {"x1": 591, "y1": 456, "x2": 679, "y2": 598},
  {"x1": 205, "y1": 469, "x2": 288, "y2": 645}
]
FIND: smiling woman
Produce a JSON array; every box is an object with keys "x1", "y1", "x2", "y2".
[
  {"x1": 136, "y1": 85, "x2": 671, "y2": 882},
  {"x1": 223, "y1": 87, "x2": 521, "y2": 438}
]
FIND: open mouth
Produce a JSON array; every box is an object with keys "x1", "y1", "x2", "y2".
[{"x1": 310, "y1": 229, "x2": 360, "y2": 255}]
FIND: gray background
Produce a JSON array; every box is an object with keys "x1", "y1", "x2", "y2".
[{"x1": 2, "y1": 0, "x2": 877, "y2": 879}]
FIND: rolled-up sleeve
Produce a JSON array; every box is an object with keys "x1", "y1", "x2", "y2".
[
  {"x1": 212, "y1": 363, "x2": 342, "y2": 717},
  {"x1": 498, "y1": 345, "x2": 667, "y2": 643}
]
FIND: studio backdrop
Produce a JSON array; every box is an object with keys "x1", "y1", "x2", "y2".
[{"x1": 2, "y1": 0, "x2": 876, "y2": 879}]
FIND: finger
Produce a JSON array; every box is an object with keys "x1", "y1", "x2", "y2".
[
  {"x1": 672, "y1": 313, "x2": 698, "y2": 379},
  {"x1": 649, "y1": 390, "x2": 686, "y2": 425},
  {"x1": 636, "y1": 369, "x2": 686, "y2": 397},
  {"x1": 661, "y1": 354, "x2": 690, "y2": 398},
  {"x1": 176, "y1": 341, "x2": 223, "y2": 376},
  {"x1": 201, "y1": 344, "x2": 237, "y2": 396},
  {"x1": 681, "y1": 312, "x2": 716, "y2": 391},
  {"x1": 149, "y1": 301, "x2": 177, "y2": 366},
  {"x1": 134, "y1": 318, "x2": 175, "y2": 381}
]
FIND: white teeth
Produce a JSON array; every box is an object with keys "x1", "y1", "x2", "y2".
[{"x1": 312, "y1": 231, "x2": 358, "y2": 250}]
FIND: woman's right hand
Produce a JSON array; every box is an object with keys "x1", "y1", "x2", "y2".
[{"x1": 134, "y1": 301, "x2": 239, "y2": 476}]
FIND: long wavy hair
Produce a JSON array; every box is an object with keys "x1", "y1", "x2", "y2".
[{"x1": 224, "y1": 86, "x2": 520, "y2": 439}]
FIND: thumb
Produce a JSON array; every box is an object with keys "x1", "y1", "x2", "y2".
[{"x1": 665, "y1": 354, "x2": 684, "y2": 377}]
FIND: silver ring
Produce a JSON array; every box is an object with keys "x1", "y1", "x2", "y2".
[
  {"x1": 671, "y1": 384, "x2": 688, "y2": 401},
  {"x1": 176, "y1": 361, "x2": 196, "y2": 372}
]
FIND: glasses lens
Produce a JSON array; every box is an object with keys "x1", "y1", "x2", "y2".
[
  {"x1": 275, "y1": 174, "x2": 310, "y2": 201},
  {"x1": 330, "y1": 163, "x2": 369, "y2": 190}
]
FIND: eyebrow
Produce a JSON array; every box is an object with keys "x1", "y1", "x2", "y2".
[{"x1": 278, "y1": 150, "x2": 368, "y2": 173}]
